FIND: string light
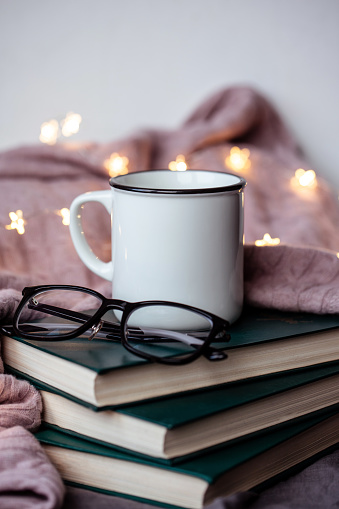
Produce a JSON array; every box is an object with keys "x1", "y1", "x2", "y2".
[
  {"x1": 255, "y1": 233, "x2": 281, "y2": 247},
  {"x1": 40, "y1": 113, "x2": 82, "y2": 145},
  {"x1": 39, "y1": 120, "x2": 59, "y2": 145},
  {"x1": 291, "y1": 168, "x2": 317, "y2": 189},
  {"x1": 5, "y1": 210, "x2": 26, "y2": 235},
  {"x1": 168, "y1": 154, "x2": 187, "y2": 171},
  {"x1": 56, "y1": 208, "x2": 70, "y2": 226},
  {"x1": 225, "y1": 147, "x2": 251, "y2": 172},
  {"x1": 104, "y1": 153, "x2": 129, "y2": 178},
  {"x1": 2, "y1": 208, "x2": 70, "y2": 235},
  {"x1": 61, "y1": 113, "x2": 82, "y2": 137}
]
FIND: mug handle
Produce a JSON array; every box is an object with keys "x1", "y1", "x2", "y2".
[{"x1": 69, "y1": 190, "x2": 113, "y2": 281}]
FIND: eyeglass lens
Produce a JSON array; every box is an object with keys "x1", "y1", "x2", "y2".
[
  {"x1": 124, "y1": 305, "x2": 213, "y2": 360},
  {"x1": 16, "y1": 289, "x2": 104, "y2": 338}
]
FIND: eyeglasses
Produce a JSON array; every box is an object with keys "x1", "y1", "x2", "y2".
[{"x1": 11, "y1": 285, "x2": 231, "y2": 365}]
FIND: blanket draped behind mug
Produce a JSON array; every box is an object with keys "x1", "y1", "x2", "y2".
[{"x1": 0, "y1": 86, "x2": 339, "y2": 508}]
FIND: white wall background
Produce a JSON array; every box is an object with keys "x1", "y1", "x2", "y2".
[{"x1": 1, "y1": 0, "x2": 338, "y2": 189}]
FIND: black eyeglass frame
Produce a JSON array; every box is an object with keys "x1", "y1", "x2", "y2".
[{"x1": 12, "y1": 284, "x2": 231, "y2": 365}]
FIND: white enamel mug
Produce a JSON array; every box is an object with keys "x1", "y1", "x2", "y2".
[{"x1": 69, "y1": 170, "x2": 246, "y2": 325}]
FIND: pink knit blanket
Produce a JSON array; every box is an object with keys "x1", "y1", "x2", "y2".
[{"x1": 0, "y1": 86, "x2": 338, "y2": 508}]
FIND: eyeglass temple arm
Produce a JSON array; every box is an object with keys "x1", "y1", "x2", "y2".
[
  {"x1": 140, "y1": 327, "x2": 203, "y2": 346},
  {"x1": 27, "y1": 302, "x2": 120, "y2": 333},
  {"x1": 26, "y1": 303, "x2": 170, "y2": 341},
  {"x1": 133, "y1": 327, "x2": 228, "y2": 361},
  {"x1": 25, "y1": 303, "x2": 167, "y2": 343},
  {"x1": 27, "y1": 302, "x2": 214, "y2": 344},
  {"x1": 27, "y1": 302, "x2": 228, "y2": 360}
]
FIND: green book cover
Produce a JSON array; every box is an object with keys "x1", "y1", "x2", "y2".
[
  {"x1": 119, "y1": 362, "x2": 339, "y2": 426},
  {"x1": 2, "y1": 308, "x2": 339, "y2": 373},
  {"x1": 6, "y1": 360, "x2": 339, "y2": 414},
  {"x1": 8, "y1": 361, "x2": 339, "y2": 460},
  {"x1": 3, "y1": 307, "x2": 339, "y2": 373},
  {"x1": 2, "y1": 307, "x2": 339, "y2": 407},
  {"x1": 36, "y1": 408, "x2": 339, "y2": 509}
]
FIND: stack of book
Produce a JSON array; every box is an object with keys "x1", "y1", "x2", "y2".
[{"x1": 1, "y1": 306, "x2": 339, "y2": 509}]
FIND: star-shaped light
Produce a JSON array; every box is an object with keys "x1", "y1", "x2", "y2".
[
  {"x1": 5, "y1": 210, "x2": 26, "y2": 235},
  {"x1": 104, "y1": 153, "x2": 129, "y2": 177},
  {"x1": 255, "y1": 233, "x2": 280, "y2": 246}
]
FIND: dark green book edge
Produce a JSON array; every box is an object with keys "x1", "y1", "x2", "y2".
[
  {"x1": 6, "y1": 361, "x2": 339, "y2": 460},
  {"x1": 36, "y1": 406, "x2": 339, "y2": 477},
  {"x1": 42, "y1": 401, "x2": 339, "y2": 466},
  {"x1": 36, "y1": 406, "x2": 339, "y2": 508},
  {"x1": 2, "y1": 306, "x2": 339, "y2": 374},
  {"x1": 63, "y1": 482, "x2": 186, "y2": 509},
  {"x1": 62, "y1": 440, "x2": 339, "y2": 509},
  {"x1": 6, "y1": 357, "x2": 339, "y2": 416}
]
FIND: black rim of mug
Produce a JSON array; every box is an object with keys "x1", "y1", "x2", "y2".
[{"x1": 110, "y1": 169, "x2": 247, "y2": 195}]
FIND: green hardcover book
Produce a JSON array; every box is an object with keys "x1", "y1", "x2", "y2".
[
  {"x1": 37, "y1": 409, "x2": 339, "y2": 509},
  {"x1": 2, "y1": 307, "x2": 339, "y2": 407},
  {"x1": 8, "y1": 362, "x2": 339, "y2": 460}
]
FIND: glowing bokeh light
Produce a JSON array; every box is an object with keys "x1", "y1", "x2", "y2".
[
  {"x1": 291, "y1": 168, "x2": 317, "y2": 189},
  {"x1": 104, "y1": 153, "x2": 129, "y2": 177},
  {"x1": 39, "y1": 119, "x2": 59, "y2": 145},
  {"x1": 61, "y1": 112, "x2": 82, "y2": 137},
  {"x1": 225, "y1": 147, "x2": 251, "y2": 172},
  {"x1": 168, "y1": 154, "x2": 187, "y2": 171},
  {"x1": 57, "y1": 208, "x2": 70, "y2": 226},
  {"x1": 5, "y1": 210, "x2": 26, "y2": 235},
  {"x1": 255, "y1": 233, "x2": 281, "y2": 247}
]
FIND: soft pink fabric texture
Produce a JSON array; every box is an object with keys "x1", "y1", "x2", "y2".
[
  {"x1": 0, "y1": 426, "x2": 65, "y2": 509},
  {"x1": 0, "y1": 373, "x2": 41, "y2": 430},
  {"x1": 0, "y1": 349, "x2": 64, "y2": 507},
  {"x1": 0, "y1": 86, "x2": 338, "y2": 320},
  {"x1": 0, "y1": 85, "x2": 339, "y2": 508}
]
